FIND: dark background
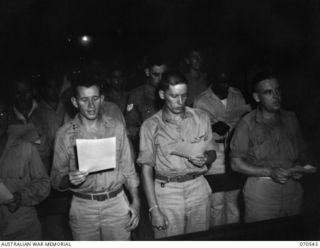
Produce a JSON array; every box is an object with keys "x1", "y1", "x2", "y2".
[
  {"x1": 0, "y1": 0, "x2": 318, "y2": 141},
  {"x1": 1, "y1": 0, "x2": 320, "y2": 160},
  {"x1": 1, "y1": 0, "x2": 320, "y2": 239}
]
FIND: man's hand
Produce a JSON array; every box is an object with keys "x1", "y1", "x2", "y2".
[
  {"x1": 150, "y1": 207, "x2": 169, "y2": 231},
  {"x1": 68, "y1": 171, "x2": 89, "y2": 186},
  {"x1": 188, "y1": 154, "x2": 208, "y2": 168},
  {"x1": 269, "y1": 168, "x2": 291, "y2": 184},
  {"x1": 7, "y1": 192, "x2": 22, "y2": 213},
  {"x1": 126, "y1": 202, "x2": 140, "y2": 231}
]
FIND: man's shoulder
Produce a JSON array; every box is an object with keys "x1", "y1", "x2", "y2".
[
  {"x1": 279, "y1": 109, "x2": 299, "y2": 125},
  {"x1": 141, "y1": 110, "x2": 162, "y2": 129},
  {"x1": 236, "y1": 109, "x2": 256, "y2": 126},
  {"x1": 56, "y1": 118, "x2": 81, "y2": 136},
  {"x1": 128, "y1": 84, "x2": 147, "y2": 98},
  {"x1": 188, "y1": 107, "x2": 209, "y2": 119},
  {"x1": 101, "y1": 114, "x2": 124, "y2": 129},
  {"x1": 229, "y1": 86, "x2": 244, "y2": 96},
  {"x1": 194, "y1": 88, "x2": 211, "y2": 103}
]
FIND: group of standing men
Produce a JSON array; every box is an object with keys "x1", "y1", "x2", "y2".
[{"x1": 0, "y1": 47, "x2": 310, "y2": 241}]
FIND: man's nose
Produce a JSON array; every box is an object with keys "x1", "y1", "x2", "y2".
[
  {"x1": 88, "y1": 99, "x2": 95, "y2": 108},
  {"x1": 178, "y1": 96, "x2": 183, "y2": 105}
]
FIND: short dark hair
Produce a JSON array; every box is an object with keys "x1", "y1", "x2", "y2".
[
  {"x1": 70, "y1": 65, "x2": 103, "y2": 97},
  {"x1": 159, "y1": 70, "x2": 187, "y2": 92},
  {"x1": 146, "y1": 52, "x2": 167, "y2": 69},
  {"x1": 251, "y1": 71, "x2": 277, "y2": 93}
]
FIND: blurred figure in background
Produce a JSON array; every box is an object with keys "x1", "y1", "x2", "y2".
[
  {"x1": 103, "y1": 61, "x2": 128, "y2": 115},
  {"x1": 125, "y1": 53, "x2": 168, "y2": 152},
  {"x1": 0, "y1": 94, "x2": 50, "y2": 240},
  {"x1": 194, "y1": 70, "x2": 251, "y2": 226},
  {"x1": 184, "y1": 47, "x2": 208, "y2": 106},
  {"x1": 8, "y1": 73, "x2": 51, "y2": 173}
]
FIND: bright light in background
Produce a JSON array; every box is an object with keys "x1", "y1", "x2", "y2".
[{"x1": 80, "y1": 35, "x2": 91, "y2": 46}]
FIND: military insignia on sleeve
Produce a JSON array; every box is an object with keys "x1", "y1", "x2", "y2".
[{"x1": 127, "y1": 103, "x2": 134, "y2": 112}]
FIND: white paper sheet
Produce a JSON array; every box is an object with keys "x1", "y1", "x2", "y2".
[
  {"x1": 76, "y1": 137, "x2": 116, "y2": 173},
  {"x1": 0, "y1": 182, "x2": 13, "y2": 204},
  {"x1": 289, "y1": 164, "x2": 317, "y2": 174},
  {"x1": 170, "y1": 140, "x2": 212, "y2": 159}
]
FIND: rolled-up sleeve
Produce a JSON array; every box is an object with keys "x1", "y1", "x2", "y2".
[
  {"x1": 118, "y1": 124, "x2": 139, "y2": 189},
  {"x1": 137, "y1": 121, "x2": 156, "y2": 167},
  {"x1": 20, "y1": 143, "x2": 50, "y2": 206},
  {"x1": 51, "y1": 128, "x2": 70, "y2": 191},
  {"x1": 230, "y1": 119, "x2": 250, "y2": 158}
]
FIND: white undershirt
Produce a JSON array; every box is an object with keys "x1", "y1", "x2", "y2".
[{"x1": 220, "y1": 98, "x2": 228, "y2": 108}]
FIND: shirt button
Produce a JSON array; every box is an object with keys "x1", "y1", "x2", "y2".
[{"x1": 181, "y1": 139, "x2": 184, "y2": 142}]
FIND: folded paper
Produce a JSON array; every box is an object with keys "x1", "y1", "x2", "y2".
[{"x1": 170, "y1": 140, "x2": 212, "y2": 159}]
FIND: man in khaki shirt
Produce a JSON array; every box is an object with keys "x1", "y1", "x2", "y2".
[
  {"x1": 138, "y1": 70, "x2": 216, "y2": 239},
  {"x1": 51, "y1": 67, "x2": 140, "y2": 240}
]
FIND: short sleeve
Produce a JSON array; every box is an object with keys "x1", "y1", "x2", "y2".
[
  {"x1": 136, "y1": 120, "x2": 156, "y2": 167},
  {"x1": 230, "y1": 118, "x2": 250, "y2": 158}
]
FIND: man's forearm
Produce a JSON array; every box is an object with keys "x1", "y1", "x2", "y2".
[
  {"x1": 142, "y1": 165, "x2": 158, "y2": 208},
  {"x1": 127, "y1": 185, "x2": 140, "y2": 206},
  {"x1": 231, "y1": 157, "x2": 271, "y2": 177}
]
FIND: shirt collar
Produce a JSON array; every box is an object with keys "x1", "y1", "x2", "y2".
[
  {"x1": 13, "y1": 100, "x2": 38, "y2": 123},
  {"x1": 73, "y1": 113, "x2": 115, "y2": 129},
  {"x1": 161, "y1": 106, "x2": 193, "y2": 124},
  {"x1": 255, "y1": 107, "x2": 282, "y2": 124}
]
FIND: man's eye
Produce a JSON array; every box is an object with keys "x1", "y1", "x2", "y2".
[{"x1": 93, "y1": 97, "x2": 100, "y2": 101}]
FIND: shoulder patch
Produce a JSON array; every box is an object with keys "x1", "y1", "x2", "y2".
[{"x1": 127, "y1": 103, "x2": 134, "y2": 112}]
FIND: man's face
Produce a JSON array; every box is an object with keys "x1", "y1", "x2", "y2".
[
  {"x1": 110, "y1": 70, "x2": 125, "y2": 90},
  {"x1": 0, "y1": 104, "x2": 8, "y2": 137},
  {"x1": 160, "y1": 83, "x2": 187, "y2": 115},
  {"x1": 13, "y1": 81, "x2": 33, "y2": 110},
  {"x1": 254, "y1": 78, "x2": 281, "y2": 113},
  {"x1": 187, "y1": 51, "x2": 202, "y2": 71},
  {"x1": 46, "y1": 79, "x2": 61, "y2": 102},
  {"x1": 71, "y1": 85, "x2": 104, "y2": 121},
  {"x1": 146, "y1": 64, "x2": 167, "y2": 88}
]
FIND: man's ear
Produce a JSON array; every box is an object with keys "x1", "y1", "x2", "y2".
[
  {"x1": 145, "y1": 68, "x2": 150, "y2": 77},
  {"x1": 252, "y1": 92, "x2": 260, "y2": 103},
  {"x1": 159, "y1": 89, "x2": 165, "y2": 100},
  {"x1": 71, "y1": 97, "x2": 78, "y2": 109},
  {"x1": 100, "y1": 94, "x2": 105, "y2": 102}
]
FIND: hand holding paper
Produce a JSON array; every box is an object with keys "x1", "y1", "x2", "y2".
[
  {"x1": 170, "y1": 139, "x2": 212, "y2": 160},
  {"x1": 289, "y1": 164, "x2": 317, "y2": 174},
  {"x1": 69, "y1": 170, "x2": 89, "y2": 186}
]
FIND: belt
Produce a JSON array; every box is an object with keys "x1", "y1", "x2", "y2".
[
  {"x1": 73, "y1": 187, "x2": 123, "y2": 201},
  {"x1": 155, "y1": 173, "x2": 202, "y2": 183}
]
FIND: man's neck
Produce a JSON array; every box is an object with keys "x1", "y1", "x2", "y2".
[
  {"x1": 79, "y1": 114, "x2": 102, "y2": 132},
  {"x1": 189, "y1": 68, "x2": 201, "y2": 77},
  {"x1": 259, "y1": 106, "x2": 278, "y2": 121},
  {"x1": 163, "y1": 108, "x2": 185, "y2": 123}
]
